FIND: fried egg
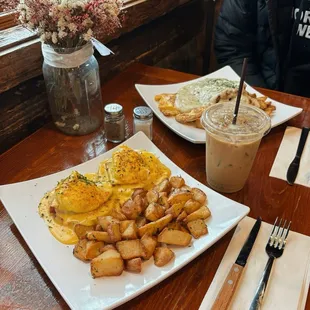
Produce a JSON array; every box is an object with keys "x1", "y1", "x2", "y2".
[{"x1": 175, "y1": 78, "x2": 239, "y2": 112}]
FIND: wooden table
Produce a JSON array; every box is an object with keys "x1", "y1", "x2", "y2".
[{"x1": 1, "y1": 64, "x2": 309, "y2": 310}]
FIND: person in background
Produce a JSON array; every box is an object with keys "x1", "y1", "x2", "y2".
[{"x1": 214, "y1": 0, "x2": 310, "y2": 97}]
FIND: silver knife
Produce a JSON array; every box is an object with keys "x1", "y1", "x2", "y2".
[
  {"x1": 211, "y1": 217, "x2": 262, "y2": 310},
  {"x1": 286, "y1": 127, "x2": 309, "y2": 185}
]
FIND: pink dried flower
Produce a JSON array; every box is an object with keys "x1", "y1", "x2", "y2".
[{"x1": 3, "y1": 0, "x2": 123, "y2": 48}]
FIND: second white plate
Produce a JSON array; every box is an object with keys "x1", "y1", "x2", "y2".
[{"x1": 135, "y1": 66, "x2": 303, "y2": 144}]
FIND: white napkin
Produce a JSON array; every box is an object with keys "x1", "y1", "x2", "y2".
[
  {"x1": 269, "y1": 126, "x2": 310, "y2": 187},
  {"x1": 199, "y1": 216, "x2": 310, "y2": 310}
]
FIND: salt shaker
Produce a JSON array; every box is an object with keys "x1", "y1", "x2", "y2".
[
  {"x1": 133, "y1": 106, "x2": 153, "y2": 140},
  {"x1": 104, "y1": 103, "x2": 125, "y2": 143}
]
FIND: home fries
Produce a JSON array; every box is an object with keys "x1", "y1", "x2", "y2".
[
  {"x1": 39, "y1": 146, "x2": 211, "y2": 278},
  {"x1": 155, "y1": 78, "x2": 276, "y2": 129}
]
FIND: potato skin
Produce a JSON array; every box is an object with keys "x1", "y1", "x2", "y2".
[
  {"x1": 132, "y1": 188, "x2": 147, "y2": 200},
  {"x1": 90, "y1": 249, "x2": 124, "y2": 278},
  {"x1": 158, "y1": 228, "x2": 192, "y2": 246},
  {"x1": 116, "y1": 240, "x2": 143, "y2": 260},
  {"x1": 191, "y1": 188, "x2": 207, "y2": 205},
  {"x1": 73, "y1": 239, "x2": 88, "y2": 262},
  {"x1": 169, "y1": 176, "x2": 185, "y2": 188},
  {"x1": 145, "y1": 203, "x2": 165, "y2": 221},
  {"x1": 86, "y1": 231, "x2": 112, "y2": 243},
  {"x1": 184, "y1": 199, "x2": 201, "y2": 214},
  {"x1": 154, "y1": 178, "x2": 171, "y2": 193},
  {"x1": 125, "y1": 258, "x2": 142, "y2": 273},
  {"x1": 167, "y1": 191, "x2": 192, "y2": 206},
  {"x1": 140, "y1": 234, "x2": 157, "y2": 260},
  {"x1": 121, "y1": 199, "x2": 141, "y2": 220},
  {"x1": 97, "y1": 216, "x2": 119, "y2": 231},
  {"x1": 146, "y1": 190, "x2": 159, "y2": 204},
  {"x1": 135, "y1": 216, "x2": 147, "y2": 228},
  {"x1": 85, "y1": 241, "x2": 105, "y2": 260},
  {"x1": 187, "y1": 219, "x2": 208, "y2": 239},
  {"x1": 184, "y1": 206, "x2": 211, "y2": 223},
  {"x1": 74, "y1": 224, "x2": 95, "y2": 239},
  {"x1": 153, "y1": 247, "x2": 175, "y2": 267}
]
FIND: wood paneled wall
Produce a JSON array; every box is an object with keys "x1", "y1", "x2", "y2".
[{"x1": 0, "y1": 0, "x2": 218, "y2": 154}]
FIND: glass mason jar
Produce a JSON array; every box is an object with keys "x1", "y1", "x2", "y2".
[{"x1": 42, "y1": 42, "x2": 104, "y2": 135}]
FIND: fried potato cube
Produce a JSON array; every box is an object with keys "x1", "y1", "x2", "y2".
[
  {"x1": 74, "y1": 224, "x2": 95, "y2": 239},
  {"x1": 146, "y1": 189, "x2": 159, "y2": 204},
  {"x1": 101, "y1": 244, "x2": 116, "y2": 252},
  {"x1": 73, "y1": 239, "x2": 88, "y2": 262},
  {"x1": 145, "y1": 203, "x2": 165, "y2": 221},
  {"x1": 158, "y1": 228, "x2": 192, "y2": 246},
  {"x1": 120, "y1": 220, "x2": 138, "y2": 240},
  {"x1": 155, "y1": 214, "x2": 173, "y2": 232},
  {"x1": 97, "y1": 216, "x2": 119, "y2": 231},
  {"x1": 180, "y1": 185, "x2": 192, "y2": 192},
  {"x1": 154, "y1": 178, "x2": 171, "y2": 193},
  {"x1": 133, "y1": 194, "x2": 148, "y2": 212},
  {"x1": 166, "y1": 222, "x2": 182, "y2": 231},
  {"x1": 120, "y1": 220, "x2": 133, "y2": 232},
  {"x1": 91, "y1": 249, "x2": 124, "y2": 278},
  {"x1": 167, "y1": 191, "x2": 192, "y2": 206},
  {"x1": 184, "y1": 206, "x2": 211, "y2": 223},
  {"x1": 85, "y1": 241, "x2": 105, "y2": 260},
  {"x1": 165, "y1": 202, "x2": 183, "y2": 218},
  {"x1": 86, "y1": 231, "x2": 112, "y2": 243},
  {"x1": 107, "y1": 222, "x2": 122, "y2": 242},
  {"x1": 135, "y1": 216, "x2": 147, "y2": 228},
  {"x1": 176, "y1": 210, "x2": 187, "y2": 222},
  {"x1": 140, "y1": 234, "x2": 157, "y2": 260},
  {"x1": 158, "y1": 193, "x2": 169, "y2": 210},
  {"x1": 180, "y1": 225, "x2": 190, "y2": 234},
  {"x1": 110, "y1": 208, "x2": 127, "y2": 221},
  {"x1": 132, "y1": 188, "x2": 147, "y2": 200},
  {"x1": 169, "y1": 176, "x2": 185, "y2": 188},
  {"x1": 116, "y1": 240, "x2": 143, "y2": 260},
  {"x1": 138, "y1": 214, "x2": 173, "y2": 237},
  {"x1": 153, "y1": 247, "x2": 175, "y2": 267},
  {"x1": 125, "y1": 258, "x2": 142, "y2": 273},
  {"x1": 191, "y1": 188, "x2": 207, "y2": 205},
  {"x1": 121, "y1": 199, "x2": 141, "y2": 220},
  {"x1": 187, "y1": 219, "x2": 208, "y2": 239},
  {"x1": 138, "y1": 221, "x2": 156, "y2": 237},
  {"x1": 184, "y1": 199, "x2": 201, "y2": 214}
]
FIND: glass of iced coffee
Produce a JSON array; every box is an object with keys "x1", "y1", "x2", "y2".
[{"x1": 201, "y1": 102, "x2": 271, "y2": 193}]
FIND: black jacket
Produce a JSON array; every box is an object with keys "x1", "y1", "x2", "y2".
[{"x1": 215, "y1": 0, "x2": 309, "y2": 96}]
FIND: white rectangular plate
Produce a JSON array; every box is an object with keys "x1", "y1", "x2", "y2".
[
  {"x1": 0, "y1": 132, "x2": 249, "y2": 310},
  {"x1": 135, "y1": 66, "x2": 303, "y2": 144}
]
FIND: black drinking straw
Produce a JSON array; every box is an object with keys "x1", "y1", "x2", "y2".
[{"x1": 232, "y1": 58, "x2": 248, "y2": 125}]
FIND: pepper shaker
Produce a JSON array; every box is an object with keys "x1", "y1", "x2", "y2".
[
  {"x1": 104, "y1": 103, "x2": 125, "y2": 143},
  {"x1": 133, "y1": 106, "x2": 153, "y2": 140}
]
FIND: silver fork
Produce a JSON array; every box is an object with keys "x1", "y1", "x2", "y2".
[{"x1": 249, "y1": 218, "x2": 291, "y2": 310}]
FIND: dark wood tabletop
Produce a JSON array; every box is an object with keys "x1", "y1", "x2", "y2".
[{"x1": 0, "y1": 63, "x2": 309, "y2": 310}]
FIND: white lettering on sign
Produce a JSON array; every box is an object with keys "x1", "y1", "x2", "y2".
[
  {"x1": 306, "y1": 26, "x2": 310, "y2": 39},
  {"x1": 297, "y1": 24, "x2": 308, "y2": 36},
  {"x1": 294, "y1": 8, "x2": 310, "y2": 39},
  {"x1": 304, "y1": 11, "x2": 310, "y2": 23}
]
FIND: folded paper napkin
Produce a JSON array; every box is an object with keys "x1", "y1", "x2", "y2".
[
  {"x1": 199, "y1": 216, "x2": 310, "y2": 310},
  {"x1": 270, "y1": 126, "x2": 310, "y2": 187}
]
